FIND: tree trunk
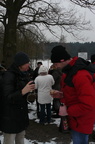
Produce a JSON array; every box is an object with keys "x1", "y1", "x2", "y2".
[
  {"x1": 3, "y1": 1, "x2": 18, "y2": 68},
  {"x1": 3, "y1": 19, "x2": 17, "y2": 68}
]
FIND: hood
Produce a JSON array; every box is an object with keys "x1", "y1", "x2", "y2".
[{"x1": 62, "y1": 57, "x2": 95, "y2": 87}]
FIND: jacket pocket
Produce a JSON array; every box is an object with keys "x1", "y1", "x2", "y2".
[{"x1": 69, "y1": 116, "x2": 78, "y2": 128}]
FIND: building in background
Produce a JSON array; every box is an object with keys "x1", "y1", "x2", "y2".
[
  {"x1": 78, "y1": 52, "x2": 88, "y2": 60},
  {"x1": 30, "y1": 59, "x2": 52, "y2": 70}
]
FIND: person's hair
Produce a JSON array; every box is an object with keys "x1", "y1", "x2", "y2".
[{"x1": 37, "y1": 62, "x2": 42, "y2": 65}]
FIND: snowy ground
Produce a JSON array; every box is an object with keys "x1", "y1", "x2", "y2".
[{"x1": 0, "y1": 101, "x2": 95, "y2": 144}]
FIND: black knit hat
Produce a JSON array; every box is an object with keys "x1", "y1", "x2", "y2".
[
  {"x1": 51, "y1": 45, "x2": 71, "y2": 63},
  {"x1": 91, "y1": 54, "x2": 95, "y2": 63},
  {"x1": 14, "y1": 52, "x2": 30, "y2": 66}
]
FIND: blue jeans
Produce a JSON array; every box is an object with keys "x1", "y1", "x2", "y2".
[
  {"x1": 40, "y1": 103, "x2": 51, "y2": 124},
  {"x1": 71, "y1": 130, "x2": 89, "y2": 144}
]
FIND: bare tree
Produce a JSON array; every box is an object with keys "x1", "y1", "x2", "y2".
[
  {"x1": 59, "y1": 35, "x2": 67, "y2": 43},
  {"x1": 17, "y1": 25, "x2": 45, "y2": 59},
  {"x1": 0, "y1": 0, "x2": 94, "y2": 67},
  {"x1": 70, "y1": 0, "x2": 95, "y2": 9}
]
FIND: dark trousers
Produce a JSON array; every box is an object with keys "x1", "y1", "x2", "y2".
[
  {"x1": 36, "y1": 95, "x2": 40, "y2": 118},
  {"x1": 39, "y1": 103, "x2": 51, "y2": 124}
]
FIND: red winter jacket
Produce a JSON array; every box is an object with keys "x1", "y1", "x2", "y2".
[{"x1": 60, "y1": 57, "x2": 95, "y2": 134}]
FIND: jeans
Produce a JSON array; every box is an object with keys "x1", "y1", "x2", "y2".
[
  {"x1": 71, "y1": 129, "x2": 89, "y2": 144},
  {"x1": 3, "y1": 130, "x2": 25, "y2": 144},
  {"x1": 40, "y1": 103, "x2": 51, "y2": 124}
]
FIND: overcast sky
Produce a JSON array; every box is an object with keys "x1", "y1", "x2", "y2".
[{"x1": 44, "y1": 0, "x2": 95, "y2": 43}]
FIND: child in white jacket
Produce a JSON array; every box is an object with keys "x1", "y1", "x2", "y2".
[{"x1": 35, "y1": 65, "x2": 55, "y2": 124}]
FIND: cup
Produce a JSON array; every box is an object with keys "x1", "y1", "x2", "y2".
[{"x1": 29, "y1": 81, "x2": 35, "y2": 93}]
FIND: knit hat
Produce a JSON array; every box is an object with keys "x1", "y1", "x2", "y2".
[
  {"x1": 38, "y1": 65, "x2": 48, "y2": 74},
  {"x1": 91, "y1": 54, "x2": 95, "y2": 63},
  {"x1": 14, "y1": 52, "x2": 30, "y2": 66},
  {"x1": 51, "y1": 45, "x2": 71, "y2": 63}
]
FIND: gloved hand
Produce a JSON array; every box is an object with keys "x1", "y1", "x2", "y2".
[
  {"x1": 59, "y1": 105, "x2": 68, "y2": 116},
  {"x1": 22, "y1": 81, "x2": 35, "y2": 95}
]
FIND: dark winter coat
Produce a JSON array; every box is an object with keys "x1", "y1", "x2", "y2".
[
  {"x1": 1, "y1": 63, "x2": 30, "y2": 133},
  {"x1": 51, "y1": 68, "x2": 62, "y2": 90},
  {"x1": 33, "y1": 67, "x2": 39, "y2": 80},
  {"x1": 60, "y1": 57, "x2": 95, "y2": 134},
  {"x1": 49, "y1": 68, "x2": 62, "y2": 112},
  {"x1": 0, "y1": 71, "x2": 4, "y2": 128}
]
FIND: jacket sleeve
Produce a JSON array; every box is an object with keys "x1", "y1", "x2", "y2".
[
  {"x1": 67, "y1": 70, "x2": 95, "y2": 117},
  {"x1": 51, "y1": 75, "x2": 55, "y2": 86},
  {"x1": 34, "y1": 77, "x2": 38, "y2": 89},
  {"x1": 3, "y1": 72, "x2": 23, "y2": 104}
]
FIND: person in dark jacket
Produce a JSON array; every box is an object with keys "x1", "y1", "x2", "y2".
[
  {"x1": 1, "y1": 52, "x2": 35, "y2": 144},
  {"x1": 49, "y1": 64, "x2": 62, "y2": 117},
  {"x1": 50, "y1": 45, "x2": 95, "y2": 144},
  {"x1": 33, "y1": 62, "x2": 43, "y2": 80},
  {"x1": 91, "y1": 54, "x2": 95, "y2": 64},
  {"x1": 0, "y1": 65, "x2": 6, "y2": 134}
]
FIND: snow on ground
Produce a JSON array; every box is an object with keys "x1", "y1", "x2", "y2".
[{"x1": 0, "y1": 101, "x2": 95, "y2": 144}]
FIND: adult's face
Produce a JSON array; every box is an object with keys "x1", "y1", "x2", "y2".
[
  {"x1": 53, "y1": 59, "x2": 72, "y2": 69},
  {"x1": 19, "y1": 63, "x2": 30, "y2": 72},
  {"x1": 53, "y1": 62, "x2": 66, "y2": 69}
]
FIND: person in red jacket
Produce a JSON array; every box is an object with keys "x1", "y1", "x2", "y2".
[{"x1": 51, "y1": 45, "x2": 95, "y2": 144}]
